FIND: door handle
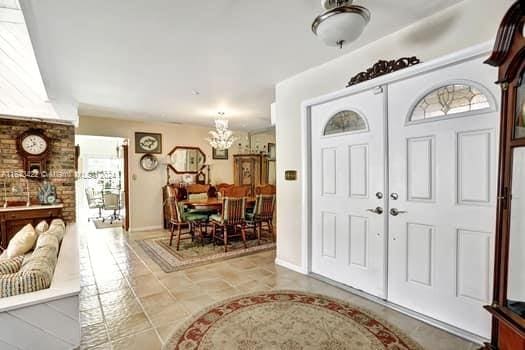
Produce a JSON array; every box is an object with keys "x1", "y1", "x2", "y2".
[
  {"x1": 390, "y1": 208, "x2": 408, "y2": 216},
  {"x1": 366, "y1": 207, "x2": 383, "y2": 215}
]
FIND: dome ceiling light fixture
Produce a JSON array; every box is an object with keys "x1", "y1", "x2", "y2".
[{"x1": 312, "y1": 0, "x2": 371, "y2": 49}]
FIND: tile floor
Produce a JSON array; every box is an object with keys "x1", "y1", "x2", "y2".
[{"x1": 79, "y1": 224, "x2": 479, "y2": 350}]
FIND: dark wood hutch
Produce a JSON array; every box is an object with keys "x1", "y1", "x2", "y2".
[{"x1": 484, "y1": 1, "x2": 525, "y2": 349}]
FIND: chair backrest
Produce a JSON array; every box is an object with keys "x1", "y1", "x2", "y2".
[
  {"x1": 216, "y1": 183, "x2": 234, "y2": 194},
  {"x1": 103, "y1": 193, "x2": 119, "y2": 209},
  {"x1": 188, "y1": 192, "x2": 208, "y2": 201},
  {"x1": 255, "y1": 184, "x2": 276, "y2": 195},
  {"x1": 186, "y1": 184, "x2": 210, "y2": 194},
  {"x1": 85, "y1": 188, "x2": 97, "y2": 206},
  {"x1": 223, "y1": 185, "x2": 250, "y2": 197},
  {"x1": 221, "y1": 197, "x2": 246, "y2": 224},
  {"x1": 167, "y1": 197, "x2": 184, "y2": 223},
  {"x1": 254, "y1": 194, "x2": 275, "y2": 220}
]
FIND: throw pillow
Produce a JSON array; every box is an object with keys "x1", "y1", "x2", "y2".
[
  {"x1": 0, "y1": 256, "x2": 24, "y2": 274},
  {"x1": 35, "y1": 220, "x2": 49, "y2": 236},
  {"x1": 6, "y1": 224, "x2": 37, "y2": 258}
]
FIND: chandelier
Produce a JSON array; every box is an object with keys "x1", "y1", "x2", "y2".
[
  {"x1": 312, "y1": 0, "x2": 370, "y2": 48},
  {"x1": 206, "y1": 112, "x2": 237, "y2": 150}
]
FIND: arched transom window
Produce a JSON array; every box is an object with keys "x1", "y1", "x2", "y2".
[
  {"x1": 324, "y1": 110, "x2": 367, "y2": 136},
  {"x1": 410, "y1": 84, "x2": 491, "y2": 122}
]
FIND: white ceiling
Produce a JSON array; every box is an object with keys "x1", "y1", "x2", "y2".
[{"x1": 20, "y1": 0, "x2": 463, "y2": 130}]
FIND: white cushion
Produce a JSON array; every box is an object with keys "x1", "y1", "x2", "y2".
[
  {"x1": 35, "y1": 220, "x2": 49, "y2": 235},
  {"x1": 6, "y1": 224, "x2": 37, "y2": 258}
]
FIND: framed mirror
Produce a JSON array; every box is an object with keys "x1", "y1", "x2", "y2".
[{"x1": 167, "y1": 146, "x2": 206, "y2": 174}]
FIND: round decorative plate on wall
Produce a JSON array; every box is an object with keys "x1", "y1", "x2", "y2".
[{"x1": 140, "y1": 154, "x2": 159, "y2": 171}]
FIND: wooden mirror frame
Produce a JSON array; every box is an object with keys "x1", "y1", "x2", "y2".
[{"x1": 167, "y1": 146, "x2": 206, "y2": 174}]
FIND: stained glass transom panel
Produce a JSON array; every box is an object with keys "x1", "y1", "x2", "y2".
[
  {"x1": 411, "y1": 84, "x2": 490, "y2": 122},
  {"x1": 323, "y1": 110, "x2": 367, "y2": 136}
]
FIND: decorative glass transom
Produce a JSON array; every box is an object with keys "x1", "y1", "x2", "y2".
[
  {"x1": 411, "y1": 84, "x2": 491, "y2": 121},
  {"x1": 324, "y1": 110, "x2": 367, "y2": 136}
]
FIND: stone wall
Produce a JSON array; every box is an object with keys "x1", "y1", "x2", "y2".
[{"x1": 0, "y1": 117, "x2": 76, "y2": 222}]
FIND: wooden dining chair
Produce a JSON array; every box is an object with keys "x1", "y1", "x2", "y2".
[
  {"x1": 223, "y1": 185, "x2": 251, "y2": 197},
  {"x1": 210, "y1": 197, "x2": 247, "y2": 252},
  {"x1": 167, "y1": 197, "x2": 208, "y2": 250},
  {"x1": 255, "y1": 184, "x2": 276, "y2": 195},
  {"x1": 186, "y1": 184, "x2": 210, "y2": 195},
  {"x1": 216, "y1": 183, "x2": 234, "y2": 196},
  {"x1": 246, "y1": 194, "x2": 276, "y2": 243}
]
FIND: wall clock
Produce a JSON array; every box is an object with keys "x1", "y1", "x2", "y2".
[{"x1": 17, "y1": 129, "x2": 50, "y2": 180}]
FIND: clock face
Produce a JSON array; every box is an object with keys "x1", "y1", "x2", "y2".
[
  {"x1": 22, "y1": 134, "x2": 48, "y2": 155},
  {"x1": 139, "y1": 136, "x2": 159, "y2": 152}
]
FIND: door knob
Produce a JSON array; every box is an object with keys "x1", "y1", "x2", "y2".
[
  {"x1": 375, "y1": 192, "x2": 383, "y2": 199},
  {"x1": 366, "y1": 207, "x2": 384, "y2": 215},
  {"x1": 390, "y1": 193, "x2": 399, "y2": 200},
  {"x1": 390, "y1": 208, "x2": 408, "y2": 216}
]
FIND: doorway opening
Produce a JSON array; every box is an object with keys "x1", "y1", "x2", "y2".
[{"x1": 75, "y1": 135, "x2": 129, "y2": 231}]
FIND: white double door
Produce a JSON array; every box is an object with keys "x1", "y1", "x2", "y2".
[{"x1": 310, "y1": 58, "x2": 498, "y2": 337}]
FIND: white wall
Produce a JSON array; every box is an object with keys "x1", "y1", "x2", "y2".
[
  {"x1": 76, "y1": 116, "x2": 248, "y2": 231},
  {"x1": 275, "y1": 0, "x2": 513, "y2": 268}
]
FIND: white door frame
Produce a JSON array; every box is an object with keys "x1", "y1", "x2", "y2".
[{"x1": 298, "y1": 41, "x2": 496, "y2": 344}]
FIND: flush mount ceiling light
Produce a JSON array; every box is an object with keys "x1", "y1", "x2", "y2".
[
  {"x1": 206, "y1": 112, "x2": 237, "y2": 150},
  {"x1": 312, "y1": 0, "x2": 371, "y2": 48}
]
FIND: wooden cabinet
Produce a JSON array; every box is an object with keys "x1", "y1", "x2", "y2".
[
  {"x1": 484, "y1": 2, "x2": 525, "y2": 349},
  {"x1": 0, "y1": 205, "x2": 63, "y2": 248},
  {"x1": 233, "y1": 154, "x2": 269, "y2": 195}
]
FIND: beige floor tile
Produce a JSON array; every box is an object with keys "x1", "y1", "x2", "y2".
[
  {"x1": 80, "y1": 307, "x2": 104, "y2": 327},
  {"x1": 127, "y1": 274, "x2": 166, "y2": 297},
  {"x1": 156, "y1": 322, "x2": 184, "y2": 343},
  {"x1": 81, "y1": 322, "x2": 109, "y2": 349},
  {"x1": 97, "y1": 278, "x2": 130, "y2": 294},
  {"x1": 106, "y1": 312, "x2": 152, "y2": 340},
  {"x1": 140, "y1": 291, "x2": 176, "y2": 315},
  {"x1": 148, "y1": 303, "x2": 190, "y2": 328},
  {"x1": 80, "y1": 295, "x2": 101, "y2": 312},
  {"x1": 112, "y1": 329, "x2": 161, "y2": 350},
  {"x1": 195, "y1": 278, "x2": 233, "y2": 292},
  {"x1": 99, "y1": 288, "x2": 135, "y2": 307},
  {"x1": 78, "y1": 223, "x2": 478, "y2": 349},
  {"x1": 102, "y1": 300, "x2": 143, "y2": 324}
]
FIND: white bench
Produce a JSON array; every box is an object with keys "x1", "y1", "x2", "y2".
[{"x1": 0, "y1": 224, "x2": 80, "y2": 350}]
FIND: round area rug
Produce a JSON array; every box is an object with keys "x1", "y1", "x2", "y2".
[{"x1": 164, "y1": 291, "x2": 423, "y2": 350}]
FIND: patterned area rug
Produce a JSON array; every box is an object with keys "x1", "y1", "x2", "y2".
[
  {"x1": 164, "y1": 291, "x2": 423, "y2": 350},
  {"x1": 137, "y1": 234, "x2": 276, "y2": 273}
]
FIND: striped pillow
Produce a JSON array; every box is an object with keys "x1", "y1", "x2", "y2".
[
  {"x1": 0, "y1": 256, "x2": 24, "y2": 275},
  {"x1": 0, "y1": 271, "x2": 51, "y2": 298}
]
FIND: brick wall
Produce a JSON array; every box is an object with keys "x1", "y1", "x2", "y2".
[{"x1": 0, "y1": 118, "x2": 76, "y2": 222}]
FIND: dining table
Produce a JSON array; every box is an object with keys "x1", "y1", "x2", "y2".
[{"x1": 180, "y1": 196, "x2": 256, "y2": 210}]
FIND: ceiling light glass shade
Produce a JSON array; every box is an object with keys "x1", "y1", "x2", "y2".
[
  {"x1": 312, "y1": 5, "x2": 370, "y2": 48},
  {"x1": 206, "y1": 118, "x2": 237, "y2": 150}
]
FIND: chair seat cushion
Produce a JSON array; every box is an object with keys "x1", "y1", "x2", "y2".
[
  {"x1": 183, "y1": 213, "x2": 208, "y2": 222},
  {"x1": 209, "y1": 214, "x2": 223, "y2": 224}
]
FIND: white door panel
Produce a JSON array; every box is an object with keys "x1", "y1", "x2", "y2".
[
  {"x1": 387, "y1": 57, "x2": 499, "y2": 337},
  {"x1": 311, "y1": 89, "x2": 387, "y2": 298}
]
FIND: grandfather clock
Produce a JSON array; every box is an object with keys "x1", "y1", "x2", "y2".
[{"x1": 484, "y1": 1, "x2": 525, "y2": 349}]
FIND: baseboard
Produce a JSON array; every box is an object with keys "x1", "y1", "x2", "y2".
[
  {"x1": 309, "y1": 273, "x2": 488, "y2": 346},
  {"x1": 129, "y1": 225, "x2": 163, "y2": 233},
  {"x1": 275, "y1": 258, "x2": 308, "y2": 274}
]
